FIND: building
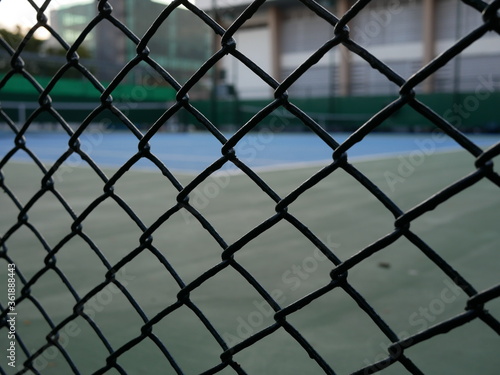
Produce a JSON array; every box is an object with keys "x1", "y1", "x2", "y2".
[
  {"x1": 42, "y1": 0, "x2": 498, "y2": 130},
  {"x1": 50, "y1": 0, "x2": 211, "y2": 88},
  {"x1": 197, "y1": 0, "x2": 500, "y2": 99}
]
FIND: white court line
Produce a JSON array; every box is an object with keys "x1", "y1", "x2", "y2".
[
  {"x1": 0, "y1": 147, "x2": 220, "y2": 163},
  {"x1": 5, "y1": 144, "x2": 305, "y2": 165},
  {"x1": 1, "y1": 146, "x2": 492, "y2": 177},
  {"x1": 211, "y1": 147, "x2": 471, "y2": 176}
]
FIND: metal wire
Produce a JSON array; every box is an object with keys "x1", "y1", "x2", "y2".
[{"x1": 1, "y1": 0, "x2": 499, "y2": 374}]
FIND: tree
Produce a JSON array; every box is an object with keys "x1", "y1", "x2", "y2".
[
  {"x1": 45, "y1": 45, "x2": 92, "y2": 59},
  {"x1": 0, "y1": 26, "x2": 93, "y2": 77},
  {"x1": 0, "y1": 26, "x2": 44, "y2": 52}
]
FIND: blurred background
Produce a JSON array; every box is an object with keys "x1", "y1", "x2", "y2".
[{"x1": 0, "y1": 0, "x2": 499, "y2": 132}]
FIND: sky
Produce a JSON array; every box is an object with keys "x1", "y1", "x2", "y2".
[
  {"x1": 0, "y1": 0, "x2": 182, "y2": 38},
  {"x1": 0, "y1": 0, "x2": 91, "y2": 33}
]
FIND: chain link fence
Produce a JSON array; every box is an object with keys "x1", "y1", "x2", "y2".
[{"x1": 1, "y1": 0, "x2": 500, "y2": 374}]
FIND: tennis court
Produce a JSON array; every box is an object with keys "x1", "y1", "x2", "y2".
[
  {"x1": 1, "y1": 0, "x2": 500, "y2": 372},
  {"x1": 1, "y1": 130, "x2": 499, "y2": 374},
  {"x1": 1, "y1": 130, "x2": 497, "y2": 172}
]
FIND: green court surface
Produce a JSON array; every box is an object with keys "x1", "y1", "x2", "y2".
[{"x1": 1, "y1": 150, "x2": 499, "y2": 374}]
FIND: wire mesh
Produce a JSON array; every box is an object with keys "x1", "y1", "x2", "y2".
[{"x1": 1, "y1": 0, "x2": 499, "y2": 374}]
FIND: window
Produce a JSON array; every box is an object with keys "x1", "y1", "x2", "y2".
[{"x1": 62, "y1": 13, "x2": 87, "y2": 27}]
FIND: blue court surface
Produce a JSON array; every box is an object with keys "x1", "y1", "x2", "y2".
[{"x1": 0, "y1": 130, "x2": 498, "y2": 173}]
